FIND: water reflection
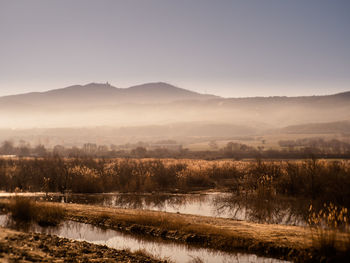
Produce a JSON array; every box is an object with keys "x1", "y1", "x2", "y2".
[
  {"x1": 0, "y1": 214, "x2": 289, "y2": 263},
  {"x1": 212, "y1": 194, "x2": 309, "y2": 226},
  {"x1": 1, "y1": 192, "x2": 310, "y2": 226},
  {"x1": 113, "y1": 194, "x2": 189, "y2": 210}
]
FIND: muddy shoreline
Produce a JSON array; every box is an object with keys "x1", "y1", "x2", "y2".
[
  {"x1": 0, "y1": 227, "x2": 164, "y2": 262},
  {"x1": 1, "y1": 199, "x2": 348, "y2": 262}
]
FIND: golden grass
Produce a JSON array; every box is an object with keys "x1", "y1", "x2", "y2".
[
  {"x1": 308, "y1": 203, "x2": 350, "y2": 257},
  {"x1": 8, "y1": 197, "x2": 65, "y2": 226}
]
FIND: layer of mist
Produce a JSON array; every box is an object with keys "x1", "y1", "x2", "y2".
[{"x1": 0, "y1": 82, "x2": 349, "y2": 147}]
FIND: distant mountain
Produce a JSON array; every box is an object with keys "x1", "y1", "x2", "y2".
[
  {"x1": 0, "y1": 82, "x2": 218, "y2": 109},
  {"x1": 0, "y1": 82, "x2": 349, "y2": 129}
]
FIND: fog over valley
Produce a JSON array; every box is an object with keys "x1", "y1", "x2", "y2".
[
  {"x1": 0, "y1": 82, "x2": 349, "y2": 150},
  {"x1": 1, "y1": 82, "x2": 349, "y2": 129}
]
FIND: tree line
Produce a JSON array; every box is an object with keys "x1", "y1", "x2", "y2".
[{"x1": 1, "y1": 139, "x2": 350, "y2": 159}]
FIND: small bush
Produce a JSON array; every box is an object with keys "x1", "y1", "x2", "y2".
[
  {"x1": 35, "y1": 204, "x2": 65, "y2": 226},
  {"x1": 9, "y1": 197, "x2": 65, "y2": 226},
  {"x1": 10, "y1": 197, "x2": 36, "y2": 222}
]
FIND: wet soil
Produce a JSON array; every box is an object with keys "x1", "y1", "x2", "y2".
[{"x1": 0, "y1": 227, "x2": 164, "y2": 263}]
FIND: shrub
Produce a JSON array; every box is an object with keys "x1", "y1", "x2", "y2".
[
  {"x1": 9, "y1": 197, "x2": 65, "y2": 226},
  {"x1": 35, "y1": 204, "x2": 65, "y2": 226},
  {"x1": 10, "y1": 197, "x2": 36, "y2": 222}
]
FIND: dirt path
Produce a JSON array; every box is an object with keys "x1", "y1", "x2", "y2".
[{"x1": 0, "y1": 226, "x2": 164, "y2": 263}]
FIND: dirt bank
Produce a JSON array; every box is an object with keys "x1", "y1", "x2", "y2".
[
  {"x1": 0, "y1": 226, "x2": 164, "y2": 263},
  {"x1": 56, "y1": 202, "x2": 350, "y2": 262},
  {"x1": 1, "y1": 199, "x2": 349, "y2": 262}
]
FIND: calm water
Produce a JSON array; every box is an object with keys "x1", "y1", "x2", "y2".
[
  {"x1": 0, "y1": 192, "x2": 308, "y2": 226},
  {"x1": 0, "y1": 214, "x2": 289, "y2": 263},
  {"x1": 55, "y1": 192, "x2": 308, "y2": 226}
]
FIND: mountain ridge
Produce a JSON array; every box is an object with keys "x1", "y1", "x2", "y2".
[
  {"x1": 1, "y1": 82, "x2": 349, "y2": 99},
  {"x1": 0, "y1": 82, "x2": 218, "y2": 105},
  {"x1": 0, "y1": 82, "x2": 350, "y2": 129}
]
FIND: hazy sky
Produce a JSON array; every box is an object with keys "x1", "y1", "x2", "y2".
[{"x1": 0, "y1": 0, "x2": 349, "y2": 97}]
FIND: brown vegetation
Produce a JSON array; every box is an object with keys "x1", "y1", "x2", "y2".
[
  {"x1": 1, "y1": 157, "x2": 350, "y2": 209},
  {"x1": 9, "y1": 197, "x2": 65, "y2": 226},
  {"x1": 308, "y1": 203, "x2": 350, "y2": 260}
]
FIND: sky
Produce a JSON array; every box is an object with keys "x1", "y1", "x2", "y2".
[{"x1": 0, "y1": 0, "x2": 349, "y2": 98}]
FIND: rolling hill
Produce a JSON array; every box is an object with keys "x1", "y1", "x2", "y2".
[
  {"x1": 0, "y1": 82, "x2": 349, "y2": 129},
  {"x1": 0, "y1": 82, "x2": 217, "y2": 109},
  {"x1": 281, "y1": 120, "x2": 350, "y2": 134}
]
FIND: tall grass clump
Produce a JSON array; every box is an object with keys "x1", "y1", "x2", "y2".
[
  {"x1": 9, "y1": 197, "x2": 65, "y2": 226},
  {"x1": 10, "y1": 197, "x2": 36, "y2": 222},
  {"x1": 308, "y1": 203, "x2": 349, "y2": 260}
]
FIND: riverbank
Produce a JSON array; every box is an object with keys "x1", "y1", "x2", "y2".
[
  {"x1": 1, "y1": 199, "x2": 349, "y2": 262},
  {"x1": 0, "y1": 226, "x2": 164, "y2": 262},
  {"x1": 61, "y1": 205, "x2": 312, "y2": 261}
]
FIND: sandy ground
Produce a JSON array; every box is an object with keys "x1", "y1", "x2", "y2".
[{"x1": 0, "y1": 227, "x2": 164, "y2": 263}]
